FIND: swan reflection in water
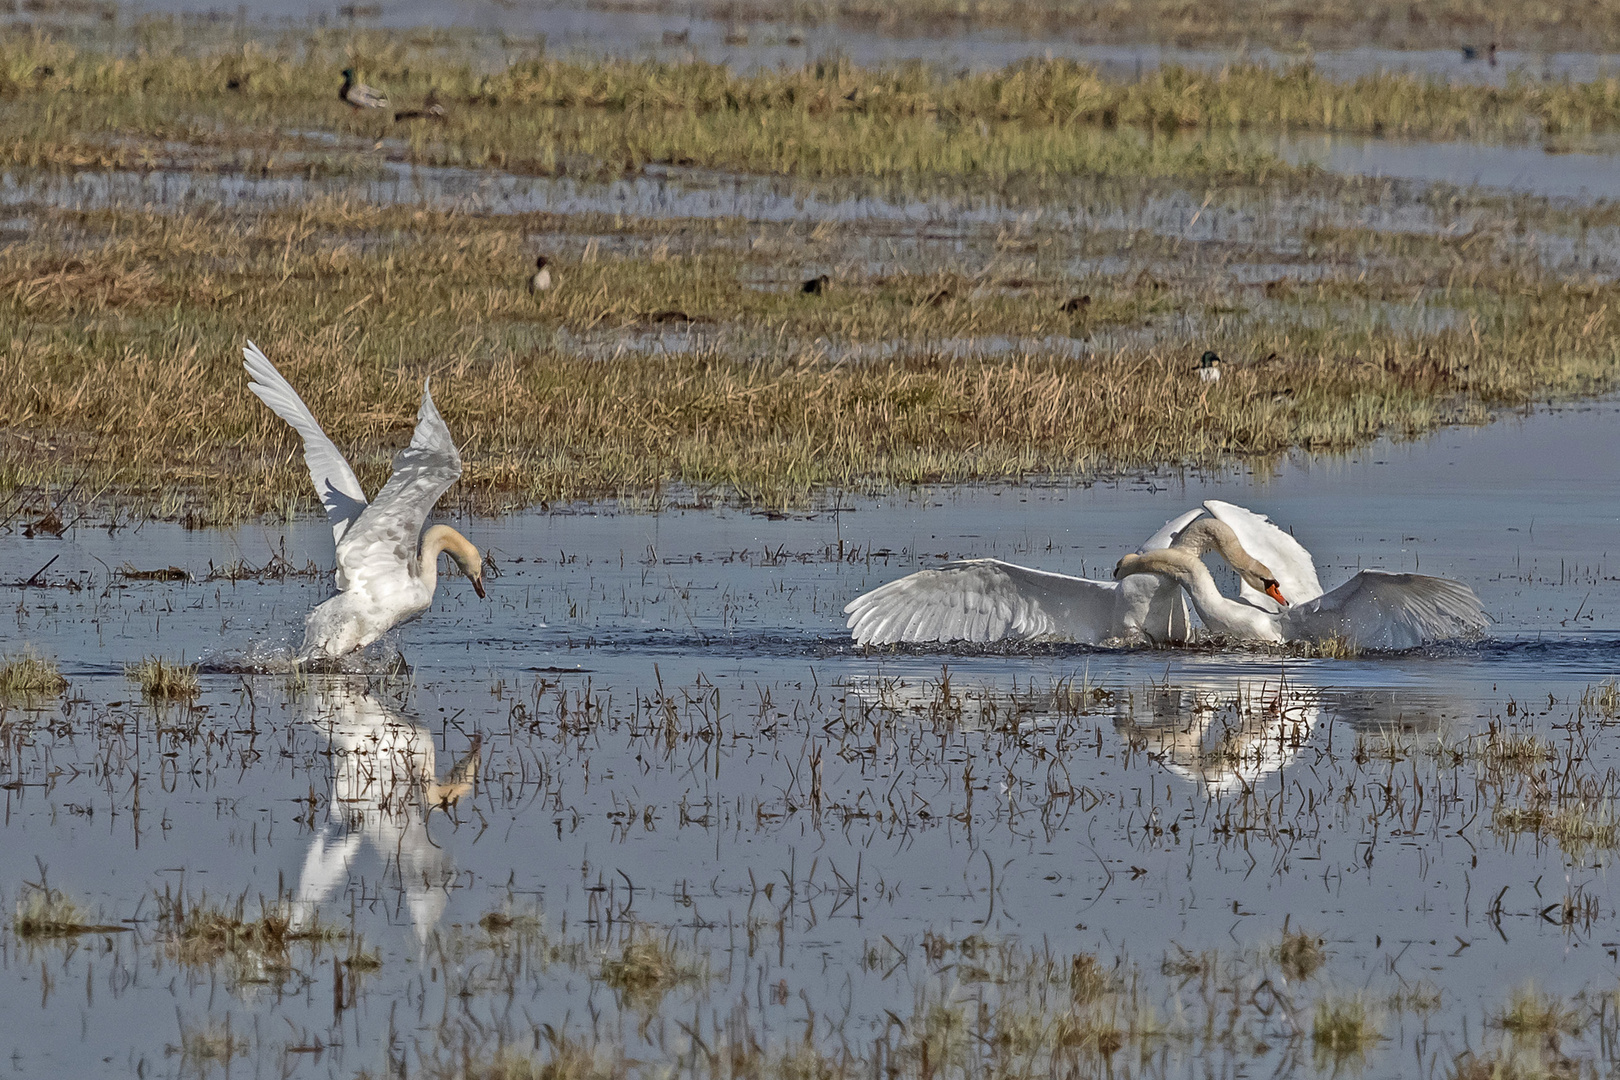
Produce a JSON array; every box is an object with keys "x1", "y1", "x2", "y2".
[
  {"x1": 1114, "y1": 683, "x2": 1321, "y2": 796},
  {"x1": 290, "y1": 678, "x2": 482, "y2": 944},
  {"x1": 847, "y1": 670, "x2": 1452, "y2": 795},
  {"x1": 1115, "y1": 680, "x2": 1452, "y2": 794}
]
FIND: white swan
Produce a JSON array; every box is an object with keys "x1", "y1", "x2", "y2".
[
  {"x1": 844, "y1": 507, "x2": 1283, "y2": 646},
  {"x1": 1114, "y1": 501, "x2": 1487, "y2": 649},
  {"x1": 243, "y1": 341, "x2": 486, "y2": 662}
]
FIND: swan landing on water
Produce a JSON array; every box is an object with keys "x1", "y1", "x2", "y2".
[{"x1": 243, "y1": 341, "x2": 486, "y2": 662}]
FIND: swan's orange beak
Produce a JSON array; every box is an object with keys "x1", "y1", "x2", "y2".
[
  {"x1": 471, "y1": 576, "x2": 487, "y2": 599},
  {"x1": 1265, "y1": 582, "x2": 1288, "y2": 606}
]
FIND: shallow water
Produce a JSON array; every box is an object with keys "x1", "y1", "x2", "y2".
[
  {"x1": 1280, "y1": 131, "x2": 1620, "y2": 202},
  {"x1": 4, "y1": 400, "x2": 1620, "y2": 1076},
  {"x1": 98, "y1": 0, "x2": 1620, "y2": 87}
]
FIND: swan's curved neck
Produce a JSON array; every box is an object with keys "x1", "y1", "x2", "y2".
[
  {"x1": 1178, "y1": 519, "x2": 1272, "y2": 580},
  {"x1": 419, "y1": 524, "x2": 479, "y2": 586},
  {"x1": 1126, "y1": 549, "x2": 1261, "y2": 631}
]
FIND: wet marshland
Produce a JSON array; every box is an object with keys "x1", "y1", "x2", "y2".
[
  {"x1": 7, "y1": 402, "x2": 1620, "y2": 1078},
  {"x1": 9, "y1": 9, "x2": 1620, "y2": 1079}
]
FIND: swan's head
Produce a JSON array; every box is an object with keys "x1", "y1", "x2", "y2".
[
  {"x1": 1234, "y1": 566, "x2": 1288, "y2": 606},
  {"x1": 424, "y1": 524, "x2": 487, "y2": 599}
]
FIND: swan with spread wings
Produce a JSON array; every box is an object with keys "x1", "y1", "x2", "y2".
[{"x1": 243, "y1": 342, "x2": 485, "y2": 662}]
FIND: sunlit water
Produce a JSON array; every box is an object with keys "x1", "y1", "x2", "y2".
[{"x1": 3, "y1": 401, "x2": 1620, "y2": 1076}]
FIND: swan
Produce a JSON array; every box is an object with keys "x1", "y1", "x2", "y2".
[
  {"x1": 844, "y1": 507, "x2": 1285, "y2": 646},
  {"x1": 1114, "y1": 502, "x2": 1486, "y2": 649},
  {"x1": 243, "y1": 341, "x2": 486, "y2": 662}
]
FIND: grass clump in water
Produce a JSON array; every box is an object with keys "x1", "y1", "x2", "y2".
[
  {"x1": 12, "y1": 881, "x2": 122, "y2": 940},
  {"x1": 0, "y1": 649, "x2": 68, "y2": 700},
  {"x1": 156, "y1": 889, "x2": 345, "y2": 970},
  {"x1": 1494, "y1": 986, "x2": 1585, "y2": 1036},
  {"x1": 1311, "y1": 994, "x2": 1382, "y2": 1062},
  {"x1": 1276, "y1": 926, "x2": 1326, "y2": 982},
  {"x1": 125, "y1": 657, "x2": 199, "y2": 701},
  {"x1": 599, "y1": 930, "x2": 704, "y2": 1009}
]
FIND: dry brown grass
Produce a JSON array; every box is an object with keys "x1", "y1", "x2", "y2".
[{"x1": 4, "y1": 196, "x2": 1619, "y2": 521}]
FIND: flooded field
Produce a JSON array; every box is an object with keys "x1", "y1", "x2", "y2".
[
  {"x1": 6, "y1": 401, "x2": 1620, "y2": 1078},
  {"x1": 8, "y1": 9, "x2": 1620, "y2": 1077}
]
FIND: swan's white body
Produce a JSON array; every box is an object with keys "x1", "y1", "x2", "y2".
[
  {"x1": 290, "y1": 680, "x2": 480, "y2": 944},
  {"x1": 844, "y1": 509, "x2": 1205, "y2": 646},
  {"x1": 1119, "y1": 500, "x2": 1487, "y2": 650},
  {"x1": 244, "y1": 342, "x2": 484, "y2": 662}
]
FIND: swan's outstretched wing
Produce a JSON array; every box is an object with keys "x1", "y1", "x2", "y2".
[
  {"x1": 1282, "y1": 571, "x2": 1487, "y2": 650},
  {"x1": 845, "y1": 559, "x2": 1122, "y2": 645},
  {"x1": 1203, "y1": 500, "x2": 1323, "y2": 609},
  {"x1": 243, "y1": 341, "x2": 368, "y2": 544},
  {"x1": 334, "y1": 381, "x2": 463, "y2": 591}
]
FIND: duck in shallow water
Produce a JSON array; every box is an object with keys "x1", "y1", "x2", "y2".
[{"x1": 243, "y1": 341, "x2": 486, "y2": 663}]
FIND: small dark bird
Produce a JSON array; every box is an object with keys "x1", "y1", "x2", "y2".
[
  {"x1": 528, "y1": 255, "x2": 553, "y2": 294},
  {"x1": 340, "y1": 68, "x2": 389, "y2": 110},
  {"x1": 1460, "y1": 45, "x2": 1479, "y2": 61},
  {"x1": 926, "y1": 288, "x2": 952, "y2": 306},
  {"x1": 1488, "y1": 42, "x2": 1499, "y2": 67},
  {"x1": 802, "y1": 274, "x2": 829, "y2": 295},
  {"x1": 394, "y1": 88, "x2": 446, "y2": 122},
  {"x1": 1060, "y1": 295, "x2": 1091, "y2": 313},
  {"x1": 1197, "y1": 350, "x2": 1223, "y2": 383},
  {"x1": 662, "y1": 28, "x2": 691, "y2": 45}
]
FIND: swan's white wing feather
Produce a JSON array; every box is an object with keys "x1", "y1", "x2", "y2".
[
  {"x1": 1203, "y1": 500, "x2": 1323, "y2": 608},
  {"x1": 243, "y1": 341, "x2": 368, "y2": 544},
  {"x1": 845, "y1": 559, "x2": 1122, "y2": 645},
  {"x1": 335, "y1": 380, "x2": 463, "y2": 594},
  {"x1": 1139, "y1": 507, "x2": 1207, "y2": 553},
  {"x1": 1281, "y1": 570, "x2": 1487, "y2": 650}
]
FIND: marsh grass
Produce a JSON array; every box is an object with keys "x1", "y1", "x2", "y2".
[
  {"x1": 1312, "y1": 994, "x2": 1382, "y2": 1060},
  {"x1": 604, "y1": 0, "x2": 1620, "y2": 53},
  {"x1": 169, "y1": 1016, "x2": 250, "y2": 1068},
  {"x1": 599, "y1": 930, "x2": 705, "y2": 1009},
  {"x1": 124, "y1": 657, "x2": 199, "y2": 700},
  {"x1": 12, "y1": 881, "x2": 123, "y2": 939},
  {"x1": 13, "y1": 33, "x2": 1620, "y2": 173},
  {"x1": 5, "y1": 198, "x2": 1620, "y2": 518},
  {"x1": 1276, "y1": 926, "x2": 1327, "y2": 982},
  {"x1": 155, "y1": 889, "x2": 346, "y2": 971},
  {"x1": 1492, "y1": 801, "x2": 1620, "y2": 853},
  {"x1": 1495, "y1": 986, "x2": 1584, "y2": 1036},
  {"x1": 0, "y1": 649, "x2": 68, "y2": 701}
]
